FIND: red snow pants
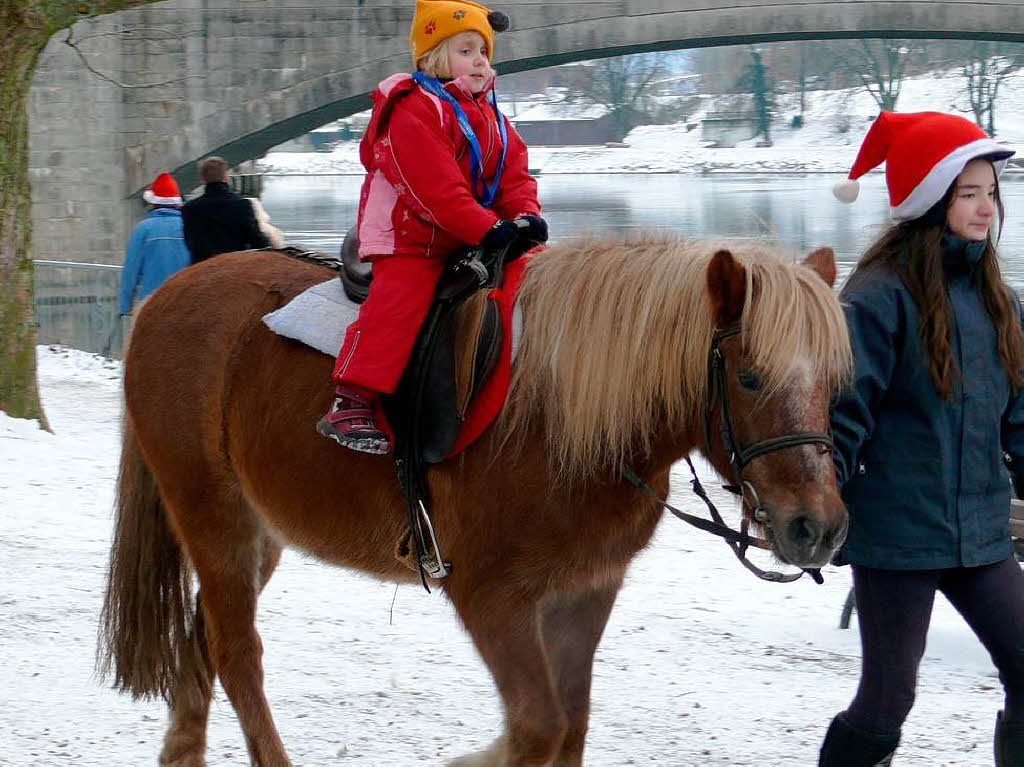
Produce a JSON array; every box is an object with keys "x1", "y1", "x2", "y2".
[{"x1": 332, "y1": 254, "x2": 446, "y2": 395}]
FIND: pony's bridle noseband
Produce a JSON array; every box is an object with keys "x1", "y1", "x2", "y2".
[{"x1": 626, "y1": 324, "x2": 834, "y2": 584}]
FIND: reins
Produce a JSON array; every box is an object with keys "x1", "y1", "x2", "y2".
[
  {"x1": 624, "y1": 461, "x2": 821, "y2": 584},
  {"x1": 627, "y1": 324, "x2": 829, "y2": 585}
]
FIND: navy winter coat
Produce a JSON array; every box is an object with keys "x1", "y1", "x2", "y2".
[{"x1": 832, "y1": 235, "x2": 1024, "y2": 569}]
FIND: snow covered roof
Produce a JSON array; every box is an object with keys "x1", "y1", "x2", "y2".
[{"x1": 510, "y1": 101, "x2": 610, "y2": 122}]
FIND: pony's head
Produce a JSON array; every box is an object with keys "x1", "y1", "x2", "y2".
[
  {"x1": 506, "y1": 235, "x2": 850, "y2": 567},
  {"x1": 703, "y1": 246, "x2": 849, "y2": 567}
]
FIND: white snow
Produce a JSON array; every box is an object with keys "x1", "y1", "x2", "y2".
[
  {"x1": 257, "y1": 65, "x2": 1024, "y2": 178},
  {"x1": 510, "y1": 101, "x2": 611, "y2": 122},
  {"x1": 0, "y1": 346, "x2": 1008, "y2": 765}
]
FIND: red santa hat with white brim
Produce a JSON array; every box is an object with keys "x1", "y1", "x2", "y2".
[
  {"x1": 833, "y1": 111, "x2": 1014, "y2": 221},
  {"x1": 142, "y1": 172, "x2": 184, "y2": 206}
]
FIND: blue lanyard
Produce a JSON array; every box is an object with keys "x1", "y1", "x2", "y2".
[{"x1": 412, "y1": 72, "x2": 507, "y2": 208}]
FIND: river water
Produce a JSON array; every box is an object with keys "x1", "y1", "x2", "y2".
[{"x1": 261, "y1": 172, "x2": 1024, "y2": 289}]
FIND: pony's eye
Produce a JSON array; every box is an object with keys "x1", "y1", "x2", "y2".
[{"x1": 738, "y1": 369, "x2": 762, "y2": 391}]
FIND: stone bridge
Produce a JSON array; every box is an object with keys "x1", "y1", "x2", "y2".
[{"x1": 30, "y1": 0, "x2": 1024, "y2": 264}]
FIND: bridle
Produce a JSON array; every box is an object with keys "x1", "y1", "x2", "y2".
[
  {"x1": 625, "y1": 323, "x2": 834, "y2": 584},
  {"x1": 707, "y1": 325, "x2": 835, "y2": 509}
]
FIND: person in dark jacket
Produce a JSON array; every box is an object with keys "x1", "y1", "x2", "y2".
[
  {"x1": 181, "y1": 156, "x2": 270, "y2": 263},
  {"x1": 822, "y1": 111, "x2": 1024, "y2": 767}
]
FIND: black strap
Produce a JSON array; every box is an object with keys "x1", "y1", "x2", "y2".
[
  {"x1": 392, "y1": 231, "x2": 531, "y2": 592},
  {"x1": 737, "y1": 433, "x2": 833, "y2": 469},
  {"x1": 395, "y1": 292, "x2": 459, "y2": 592},
  {"x1": 706, "y1": 324, "x2": 833, "y2": 475}
]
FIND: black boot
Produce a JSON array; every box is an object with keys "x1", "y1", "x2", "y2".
[
  {"x1": 819, "y1": 713, "x2": 899, "y2": 766},
  {"x1": 995, "y1": 710, "x2": 1024, "y2": 766}
]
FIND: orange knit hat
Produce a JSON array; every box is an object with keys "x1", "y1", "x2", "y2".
[{"x1": 408, "y1": 0, "x2": 509, "y2": 65}]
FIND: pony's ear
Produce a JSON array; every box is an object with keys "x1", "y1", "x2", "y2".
[
  {"x1": 802, "y1": 247, "x2": 837, "y2": 288},
  {"x1": 706, "y1": 249, "x2": 746, "y2": 326}
]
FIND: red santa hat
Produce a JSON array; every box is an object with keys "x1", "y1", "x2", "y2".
[
  {"x1": 833, "y1": 111, "x2": 1014, "y2": 221},
  {"x1": 142, "y1": 172, "x2": 184, "y2": 206}
]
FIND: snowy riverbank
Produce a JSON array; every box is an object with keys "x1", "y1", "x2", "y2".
[{"x1": 258, "y1": 65, "x2": 1024, "y2": 177}]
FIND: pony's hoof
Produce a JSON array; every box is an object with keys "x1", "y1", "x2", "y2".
[
  {"x1": 446, "y1": 735, "x2": 506, "y2": 767},
  {"x1": 159, "y1": 746, "x2": 207, "y2": 767},
  {"x1": 159, "y1": 757, "x2": 206, "y2": 767},
  {"x1": 446, "y1": 756, "x2": 487, "y2": 767}
]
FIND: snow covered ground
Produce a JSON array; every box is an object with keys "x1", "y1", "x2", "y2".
[
  {"x1": 257, "y1": 65, "x2": 1024, "y2": 178},
  {"x1": 0, "y1": 346, "x2": 1010, "y2": 766}
]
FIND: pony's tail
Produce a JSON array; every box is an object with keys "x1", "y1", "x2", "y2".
[{"x1": 97, "y1": 416, "x2": 207, "y2": 704}]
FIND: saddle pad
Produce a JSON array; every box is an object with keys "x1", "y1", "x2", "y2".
[
  {"x1": 262, "y1": 258, "x2": 528, "y2": 458},
  {"x1": 262, "y1": 277, "x2": 360, "y2": 357}
]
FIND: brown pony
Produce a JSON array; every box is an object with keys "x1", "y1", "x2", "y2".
[{"x1": 99, "y1": 234, "x2": 851, "y2": 767}]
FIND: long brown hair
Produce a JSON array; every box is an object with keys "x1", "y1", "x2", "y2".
[{"x1": 848, "y1": 168, "x2": 1024, "y2": 399}]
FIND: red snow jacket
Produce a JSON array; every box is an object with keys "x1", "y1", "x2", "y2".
[{"x1": 356, "y1": 72, "x2": 539, "y2": 260}]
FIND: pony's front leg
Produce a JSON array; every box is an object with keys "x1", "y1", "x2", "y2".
[
  {"x1": 447, "y1": 583, "x2": 568, "y2": 767},
  {"x1": 541, "y1": 577, "x2": 624, "y2": 767}
]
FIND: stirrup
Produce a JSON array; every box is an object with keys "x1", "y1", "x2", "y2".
[{"x1": 414, "y1": 499, "x2": 450, "y2": 580}]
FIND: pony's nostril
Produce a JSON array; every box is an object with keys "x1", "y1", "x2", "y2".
[{"x1": 786, "y1": 515, "x2": 822, "y2": 549}]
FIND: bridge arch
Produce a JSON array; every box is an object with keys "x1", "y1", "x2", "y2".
[{"x1": 30, "y1": 0, "x2": 1024, "y2": 263}]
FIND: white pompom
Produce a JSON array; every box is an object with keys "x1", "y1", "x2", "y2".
[{"x1": 833, "y1": 178, "x2": 860, "y2": 204}]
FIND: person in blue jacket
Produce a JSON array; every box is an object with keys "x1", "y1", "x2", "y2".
[
  {"x1": 822, "y1": 111, "x2": 1024, "y2": 767},
  {"x1": 118, "y1": 172, "x2": 192, "y2": 332}
]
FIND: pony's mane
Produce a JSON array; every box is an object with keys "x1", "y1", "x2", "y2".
[{"x1": 502, "y1": 233, "x2": 851, "y2": 479}]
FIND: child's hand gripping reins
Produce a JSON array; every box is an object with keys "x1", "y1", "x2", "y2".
[{"x1": 456, "y1": 216, "x2": 547, "y2": 290}]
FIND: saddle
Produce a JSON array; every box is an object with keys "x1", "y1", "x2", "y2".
[
  {"x1": 339, "y1": 228, "x2": 503, "y2": 464},
  {"x1": 340, "y1": 226, "x2": 535, "y2": 590}
]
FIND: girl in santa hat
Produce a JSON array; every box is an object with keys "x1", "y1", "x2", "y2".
[
  {"x1": 316, "y1": 0, "x2": 546, "y2": 454},
  {"x1": 824, "y1": 111, "x2": 1024, "y2": 766}
]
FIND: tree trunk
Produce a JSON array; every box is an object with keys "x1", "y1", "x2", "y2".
[
  {"x1": 0, "y1": 26, "x2": 51, "y2": 428},
  {"x1": 798, "y1": 47, "x2": 807, "y2": 118},
  {"x1": 1, "y1": 1, "x2": 166, "y2": 427}
]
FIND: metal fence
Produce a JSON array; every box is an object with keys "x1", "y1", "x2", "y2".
[{"x1": 33, "y1": 260, "x2": 124, "y2": 359}]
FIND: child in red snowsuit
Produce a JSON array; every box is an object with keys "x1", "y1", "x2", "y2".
[{"x1": 317, "y1": 0, "x2": 545, "y2": 454}]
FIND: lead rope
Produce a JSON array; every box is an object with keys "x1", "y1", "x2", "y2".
[{"x1": 623, "y1": 460, "x2": 822, "y2": 584}]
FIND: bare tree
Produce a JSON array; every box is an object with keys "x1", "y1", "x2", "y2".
[
  {"x1": 958, "y1": 42, "x2": 1024, "y2": 136},
  {"x1": 570, "y1": 53, "x2": 667, "y2": 140},
  {"x1": 0, "y1": 1, "x2": 169, "y2": 426},
  {"x1": 836, "y1": 39, "x2": 919, "y2": 112}
]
